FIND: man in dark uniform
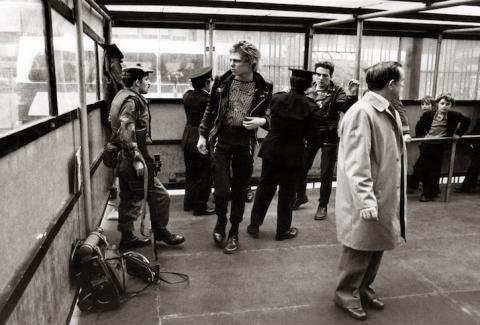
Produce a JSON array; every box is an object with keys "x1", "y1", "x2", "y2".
[
  {"x1": 293, "y1": 61, "x2": 358, "y2": 221},
  {"x1": 197, "y1": 41, "x2": 272, "y2": 254},
  {"x1": 109, "y1": 64, "x2": 185, "y2": 250},
  {"x1": 182, "y1": 67, "x2": 215, "y2": 215},
  {"x1": 247, "y1": 68, "x2": 318, "y2": 240},
  {"x1": 102, "y1": 43, "x2": 125, "y2": 112}
]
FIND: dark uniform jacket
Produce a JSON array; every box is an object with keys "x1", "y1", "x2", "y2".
[
  {"x1": 109, "y1": 88, "x2": 152, "y2": 163},
  {"x1": 258, "y1": 90, "x2": 319, "y2": 166},
  {"x1": 198, "y1": 70, "x2": 273, "y2": 143},
  {"x1": 182, "y1": 89, "x2": 210, "y2": 154},
  {"x1": 308, "y1": 80, "x2": 357, "y2": 142},
  {"x1": 415, "y1": 110, "x2": 470, "y2": 138}
]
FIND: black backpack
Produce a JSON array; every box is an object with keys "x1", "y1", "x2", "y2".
[{"x1": 70, "y1": 228, "x2": 188, "y2": 312}]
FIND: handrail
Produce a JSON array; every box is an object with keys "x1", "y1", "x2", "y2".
[
  {"x1": 409, "y1": 134, "x2": 480, "y2": 142},
  {"x1": 408, "y1": 134, "x2": 480, "y2": 202}
]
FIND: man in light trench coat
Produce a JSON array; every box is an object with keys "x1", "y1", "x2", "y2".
[{"x1": 334, "y1": 61, "x2": 407, "y2": 321}]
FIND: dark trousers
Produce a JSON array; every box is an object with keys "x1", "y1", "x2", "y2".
[
  {"x1": 183, "y1": 151, "x2": 212, "y2": 211},
  {"x1": 296, "y1": 142, "x2": 338, "y2": 207},
  {"x1": 419, "y1": 143, "x2": 444, "y2": 198},
  {"x1": 334, "y1": 246, "x2": 384, "y2": 309},
  {"x1": 211, "y1": 142, "x2": 254, "y2": 228},
  {"x1": 462, "y1": 149, "x2": 480, "y2": 190},
  {"x1": 117, "y1": 159, "x2": 169, "y2": 232},
  {"x1": 250, "y1": 160, "x2": 298, "y2": 234},
  {"x1": 410, "y1": 144, "x2": 441, "y2": 194}
]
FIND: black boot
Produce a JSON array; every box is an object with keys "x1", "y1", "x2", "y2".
[
  {"x1": 213, "y1": 220, "x2": 227, "y2": 245},
  {"x1": 224, "y1": 235, "x2": 239, "y2": 254},
  {"x1": 119, "y1": 231, "x2": 151, "y2": 251},
  {"x1": 155, "y1": 229, "x2": 185, "y2": 246}
]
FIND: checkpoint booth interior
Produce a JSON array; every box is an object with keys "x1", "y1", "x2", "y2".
[{"x1": 0, "y1": 0, "x2": 480, "y2": 324}]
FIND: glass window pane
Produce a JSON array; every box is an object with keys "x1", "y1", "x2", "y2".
[
  {"x1": 98, "y1": 44, "x2": 104, "y2": 100},
  {"x1": 311, "y1": 34, "x2": 357, "y2": 91},
  {"x1": 82, "y1": 1, "x2": 104, "y2": 38},
  {"x1": 112, "y1": 28, "x2": 206, "y2": 98},
  {"x1": 0, "y1": 0, "x2": 49, "y2": 137},
  {"x1": 436, "y1": 39, "x2": 480, "y2": 100},
  {"x1": 52, "y1": 10, "x2": 80, "y2": 114},
  {"x1": 214, "y1": 30, "x2": 305, "y2": 93},
  {"x1": 83, "y1": 35, "x2": 98, "y2": 104}
]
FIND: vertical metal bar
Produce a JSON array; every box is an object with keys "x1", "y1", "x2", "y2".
[
  {"x1": 397, "y1": 37, "x2": 403, "y2": 62},
  {"x1": 304, "y1": 25, "x2": 313, "y2": 70},
  {"x1": 203, "y1": 28, "x2": 207, "y2": 66},
  {"x1": 43, "y1": 0, "x2": 58, "y2": 116},
  {"x1": 74, "y1": 0, "x2": 93, "y2": 233},
  {"x1": 445, "y1": 140, "x2": 457, "y2": 202},
  {"x1": 432, "y1": 33, "x2": 442, "y2": 98},
  {"x1": 355, "y1": 19, "x2": 363, "y2": 81},
  {"x1": 474, "y1": 52, "x2": 480, "y2": 100},
  {"x1": 105, "y1": 18, "x2": 112, "y2": 45},
  {"x1": 95, "y1": 42, "x2": 101, "y2": 100},
  {"x1": 208, "y1": 19, "x2": 214, "y2": 68}
]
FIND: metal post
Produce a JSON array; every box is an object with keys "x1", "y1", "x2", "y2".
[
  {"x1": 105, "y1": 19, "x2": 112, "y2": 44},
  {"x1": 304, "y1": 25, "x2": 313, "y2": 70},
  {"x1": 208, "y1": 19, "x2": 214, "y2": 68},
  {"x1": 432, "y1": 33, "x2": 443, "y2": 97},
  {"x1": 74, "y1": 0, "x2": 93, "y2": 233},
  {"x1": 445, "y1": 140, "x2": 457, "y2": 202},
  {"x1": 355, "y1": 19, "x2": 364, "y2": 81}
]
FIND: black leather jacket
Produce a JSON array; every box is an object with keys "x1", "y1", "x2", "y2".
[
  {"x1": 415, "y1": 110, "x2": 470, "y2": 138},
  {"x1": 198, "y1": 70, "x2": 273, "y2": 143},
  {"x1": 308, "y1": 81, "x2": 356, "y2": 139}
]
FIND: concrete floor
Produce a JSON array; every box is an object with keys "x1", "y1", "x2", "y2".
[{"x1": 70, "y1": 187, "x2": 480, "y2": 325}]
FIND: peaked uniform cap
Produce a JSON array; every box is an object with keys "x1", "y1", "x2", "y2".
[
  {"x1": 289, "y1": 68, "x2": 317, "y2": 81},
  {"x1": 189, "y1": 67, "x2": 213, "y2": 81},
  {"x1": 122, "y1": 64, "x2": 154, "y2": 79},
  {"x1": 100, "y1": 43, "x2": 124, "y2": 59}
]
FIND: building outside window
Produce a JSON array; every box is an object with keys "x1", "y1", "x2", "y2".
[{"x1": 0, "y1": 0, "x2": 49, "y2": 136}]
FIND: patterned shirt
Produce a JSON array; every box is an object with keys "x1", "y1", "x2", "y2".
[
  {"x1": 225, "y1": 79, "x2": 255, "y2": 126},
  {"x1": 426, "y1": 112, "x2": 448, "y2": 138}
]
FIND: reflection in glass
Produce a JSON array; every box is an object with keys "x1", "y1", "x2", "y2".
[
  {"x1": 0, "y1": 0, "x2": 49, "y2": 136},
  {"x1": 112, "y1": 28, "x2": 206, "y2": 98},
  {"x1": 52, "y1": 10, "x2": 80, "y2": 114},
  {"x1": 84, "y1": 35, "x2": 98, "y2": 104}
]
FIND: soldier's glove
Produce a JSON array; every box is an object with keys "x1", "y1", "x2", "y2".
[{"x1": 132, "y1": 150, "x2": 145, "y2": 177}]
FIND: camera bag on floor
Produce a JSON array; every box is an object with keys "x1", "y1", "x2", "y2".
[{"x1": 71, "y1": 227, "x2": 189, "y2": 312}]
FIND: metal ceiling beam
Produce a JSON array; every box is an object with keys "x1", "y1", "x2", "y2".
[
  {"x1": 109, "y1": 10, "x2": 480, "y2": 33},
  {"x1": 442, "y1": 26, "x2": 480, "y2": 33},
  {"x1": 85, "y1": 0, "x2": 111, "y2": 21},
  {"x1": 99, "y1": 0, "x2": 379, "y2": 15},
  {"x1": 313, "y1": 0, "x2": 480, "y2": 29},
  {"x1": 99, "y1": 0, "x2": 480, "y2": 23}
]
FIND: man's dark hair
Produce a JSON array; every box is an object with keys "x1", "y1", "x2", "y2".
[
  {"x1": 365, "y1": 61, "x2": 403, "y2": 91},
  {"x1": 192, "y1": 78, "x2": 210, "y2": 91},
  {"x1": 122, "y1": 77, "x2": 137, "y2": 88},
  {"x1": 290, "y1": 76, "x2": 311, "y2": 92},
  {"x1": 122, "y1": 72, "x2": 150, "y2": 88},
  {"x1": 314, "y1": 61, "x2": 334, "y2": 76},
  {"x1": 436, "y1": 93, "x2": 455, "y2": 107}
]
